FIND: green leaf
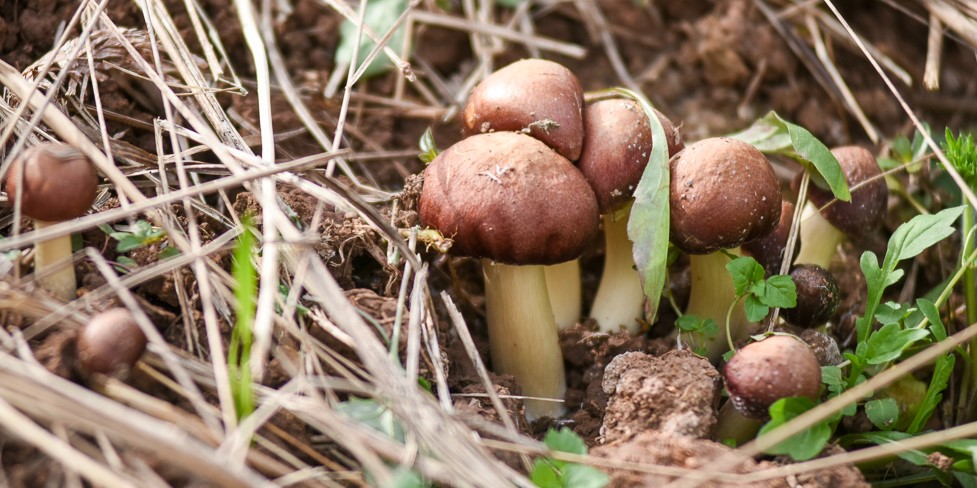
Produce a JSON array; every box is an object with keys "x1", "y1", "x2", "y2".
[
  {"x1": 158, "y1": 246, "x2": 181, "y2": 260},
  {"x1": 839, "y1": 431, "x2": 927, "y2": 465},
  {"x1": 335, "y1": 0, "x2": 408, "y2": 78},
  {"x1": 757, "y1": 274, "x2": 797, "y2": 308},
  {"x1": 390, "y1": 468, "x2": 430, "y2": 488},
  {"x1": 744, "y1": 295, "x2": 769, "y2": 323},
  {"x1": 758, "y1": 397, "x2": 832, "y2": 461},
  {"x1": 822, "y1": 366, "x2": 844, "y2": 386},
  {"x1": 530, "y1": 461, "x2": 562, "y2": 488},
  {"x1": 675, "y1": 315, "x2": 717, "y2": 336},
  {"x1": 544, "y1": 428, "x2": 588, "y2": 455},
  {"x1": 336, "y1": 397, "x2": 406, "y2": 443},
  {"x1": 624, "y1": 88, "x2": 671, "y2": 322},
  {"x1": 418, "y1": 128, "x2": 440, "y2": 163},
  {"x1": 907, "y1": 353, "x2": 955, "y2": 434},
  {"x1": 917, "y1": 298, "x2": 947, "y2": 341},
  {"x1": 728, "y1": 111, "x2": 850, "y2": 201},
  {"x1": 875, "y1": 301, "x2": 915, "y2": 326},
  {"x1": 864, "y1": 397, "x2": 899, "y2": 430},
  {"x1": 116, "y1": 236, "x2": 146, "y2": 253},
  {"x1": 726, "y1": 256, "x2": 764, "y2": 296},
  {"x1": 864, "y1": 323, "x2": 931, "y2": 365},
  {"x1": 561, "y1": 464, "x2": 609, "y2": 488}
]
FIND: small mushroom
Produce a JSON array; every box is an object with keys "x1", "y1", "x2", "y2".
[
  {"x1": 782, "y1": 264, "x2": 841, "y2": 328},
  {"x1": 793, "y1": 146, "x2": 887, "y2": 269},
  {"x1": 723, "y1": 335, "x2": 821, "y2": 419},
  {"x1": 4, "y1": 144, "x2": 98, "y2": 300},
  {"x1": 419, "y1": 132, "x2": 599, "y2": 419},
  {"x1": 77, "y1": 308, "x2": 147, "y2": 379},
  {"x1": 462, "y1": 59, "x2": 585, "y2": 161},
  {"x1": 714, "y1": 335, "x2": 821, "y2": 443},
  {"x1": 577, "y1": 99, "x2": 683, "y2": 334},
  {"x1": 668, "y1": 137, "x2": 782, "y2": 362}
]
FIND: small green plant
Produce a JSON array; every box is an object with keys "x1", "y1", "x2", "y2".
[
  {"x1": 336, "y1": 397, "x2": 431, "y2": 487},
  {"x1": 530, "y1": 428, "x2": 608, "y2": 488},
  {"x1": 335, "y1": 0, "x2": 408, "y2": 79},
  {"x1": 100, "y1": 220, "x2": 167, "y2": 252},
  {"x1": 228, "y1": 216, "x2": 257, "y2": 420}
]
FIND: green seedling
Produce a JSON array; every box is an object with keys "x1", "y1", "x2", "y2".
[
  {"x1": 100, "y1": 220, "x2": 167, "y2": 253},
  {"x1": 228, "y1": 216, "x2": 257, "y2": 420},
  {"x1": 337, "y1": 397, "x2": 430, "y2": 487},
  {"x1": 530, "y1": 428, "x2": 608, "y2": 488},
  {"x1": 335, "y1": 0, "x2": 408, "y2": 79}
]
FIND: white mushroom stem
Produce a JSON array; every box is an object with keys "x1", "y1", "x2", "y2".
[
  {"x1": 32, "y1": 220, "x2": 78, "y2": 301},
  {"x1": 713, "y1": 400, "x2": 762, "y2": 445},
  {"x1": 674, "y1": 249, "x2": 749, "y2": 363},
  {"x1": 483, "y1": 260, "x2": 567, "y2": 420},
  {"x1": 590, "y1": 212, "x2": 645, "y2": 334},
  {"x1": 544, "y1": 260, "x2": 582, "y2": 330},
  {"x1": 793, "y1": 201, "x2": 844, "y2": 269}
]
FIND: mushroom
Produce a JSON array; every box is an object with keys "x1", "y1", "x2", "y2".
[
  {"x1": 419, "y1": 132, "x2": 599, "y2": 419},
  {"x1": 77, "y1": 308, "x2": 148, "y2": 379},
  {"x1": 714, "y1": 335, "x2": 821, "y2": 443},
  {"x1": 741, "y1": 200, "x2": 796, "y2": 276},
  {"x1": 4, "y1": 144, "x2": 98, "y2": 300},
  {"x1": 669, "y1": 137, "x2": 782, "y2": 362},
  {"x1": 462, "y1": 58, "x2": 584, "y2": 161},
  {"x1": 793, "y1": 146, "x2": 887, "y2": 269},
  {"x1": 781, "y1": 264, "x2": 841, "y2": 329},
  {"x1": 462, "y1": 58, "x2": 586, "y2": 330},
  {"x1": 576, "y1": 98, "x2": 683, "y2": 333}
]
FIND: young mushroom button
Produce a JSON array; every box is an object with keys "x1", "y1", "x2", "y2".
[
  {"x1": 77, "y1": 308, "x2": 148, "y2": 379},
  {"x1": 419, "y1": 132, "x2": 599, "y2": 420},
  {"x1": 4, "y1": 144, "x2": 98, "y2": 300},
  {"x1": 723, "y1": 335, "x2": 822, "y2": 419}
]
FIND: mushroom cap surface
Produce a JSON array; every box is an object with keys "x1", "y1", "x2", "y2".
[
  {"x1": 77, "y1": 308, "x2": 148, "y2": 378},
  {"x1": 419, "y1": 132, "x2": 599, "y2": 265},
  {"x1": 462, "y1": 59, "x2": 584, "y2": 161},
  {"x1": 577, "y1": 99, "x2": 684, "y2": 214},
  {"x1": 782, "y1": 264, "x2": 841, "y2": 328},
  {"x1": 5, "y1": 144, "x2": 98, "y2": 222},
  {"x1": 805, "y1": 146, "x2": 887, "y2": 238},
  {"x1": 742, "y1": 200, "x2": 795, "y2": 275},
  {"x1": 724, "y1": 335, "x2": 821, "y2": 419},
  {"x1": 669, "y1": 137, "x2": 781, "y2": 254}
]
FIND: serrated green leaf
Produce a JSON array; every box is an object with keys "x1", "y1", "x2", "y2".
[
  {"x1": 675, "y1": 315, "x2": 716, "y2": 336},
  {"x1": 624, "y1": 88, "x2": 670, "y2": 322},
  {"x1": 875, "y1": 301, "x2": 915, "y2": 326},
  {"x1": 728, "y1": 111, "x2": 849, "y2": 201},
  {"x1": 864, "y1": 324, "x2": 931, "y2": 365},
  {"x1": 907, "y1": 353, "x2": 955, "y2": 434},
  {"x1": 726, "y1": 256, "x2": 764, "y2": 296},
  {"x1": 561, "y1": 464, "x2": 609, "y2": 488},
  {"x1": 758, "y1": 274, "x2": 797, "y2": 308},
  {"x1": 865, "y1": 397, "x2": 899, "y2": 430},
  {"x1": 917, "y1": 298, "x2": 947, "y2": 341},
  {"x1": 336, "y1": 0, "x2": 408, "y2": 78},
  {"x1": 530, "y1": 461, "x2": 562, "y2": 488},
  {"x1": 759, "y1": 397, "x2": 832, "y2": 461},
  {"x1": 544, "y1": 428, "x2": 588, "y2": 455},
  {"x1": 822, "y1": 366, "x2": 843, "y2": 386}
]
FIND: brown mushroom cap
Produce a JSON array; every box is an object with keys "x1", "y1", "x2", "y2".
[
  {"x1": 462, "y1": 59, "x2": 584, "y2": 161},
  {"x1": 670, "y1": 137, "x2": 782, "y2": 254},
  {"x1": 77, "y1": 308, "x2": 148, "y2": 378},
  {"x1": 419, "y1": 132, "x2": 599, "y2": 265},
  {"x1": 782, "y1": 264, "x2": 841, "y2": 329},
  {"x1": 742, "y1": 200, "x2": 796, "y2": 275},
  {"x1": 804, "y1": 146, "x2": 887, "y2": 238},
  {"x1": 723, "y1": 335, "x2": 821, "y2": 419},
  {"x1": 577, "y1": 99, "x2": 684, "y2": 214},
  {"x1": 5, "y1": 144, "x2": 98, "y2": 222}
]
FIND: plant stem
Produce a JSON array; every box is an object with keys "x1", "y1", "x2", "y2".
[
  {"x1": 793, "y1": 202, "x2": 845, "y2": 269},
  {"x1": 483, "y1": 260, "x2": 567, "y2": 420},
  {"x1": 963, "y1": 206, "x2": 977, "y2": 422},
  {"x1": 544, "y1": 260, "x2": 581, "y2": 330},
  {"x1": 33, "y1": 220, "x2": 78, "y2": 301},
  {"x1": 590, "y1": 211, "x2": 645, "y2": 334}
]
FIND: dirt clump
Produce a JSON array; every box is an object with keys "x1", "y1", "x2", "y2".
[{"x1": 600, "y1": 350, "x2": 720, "y2": 443}]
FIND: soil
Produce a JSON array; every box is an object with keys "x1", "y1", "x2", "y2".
[{"x1": 2, "y1": 0, "x2": 976, "y2": 485}]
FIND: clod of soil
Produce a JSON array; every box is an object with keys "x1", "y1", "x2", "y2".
[
  {"x1": 600, "y1": 350, "x2": 720, "y2": 443},
  {"x1": 592, "y1": 431, "x2": 868, "y2": 487}
]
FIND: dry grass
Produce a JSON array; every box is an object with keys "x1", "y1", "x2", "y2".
[{"x1": 0, "y1": 0, "x2": 976, "y2": 486}]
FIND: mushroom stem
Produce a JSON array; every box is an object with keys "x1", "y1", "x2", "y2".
[
  {"x1": 713, "y1": 400, "x2": 762, "y2": 445},
  {"x1": 591, "y1": 211, "x2": 644, "y2": 334},
  {"x1": 483, "y1": 260, "x2": 567, "y2": 420},
  {"x1": 32, "y1": 220, "x2": 78, "y2": 300},
  {"x1": 793, "y1": 202, "x2": 845, "y2": 269},
  {"x1": 544, "y1": 260, "x2": 582, "y2": 330},
  {"x1": 678, "y1": 250, "x2": 749, "y2": 363}
]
